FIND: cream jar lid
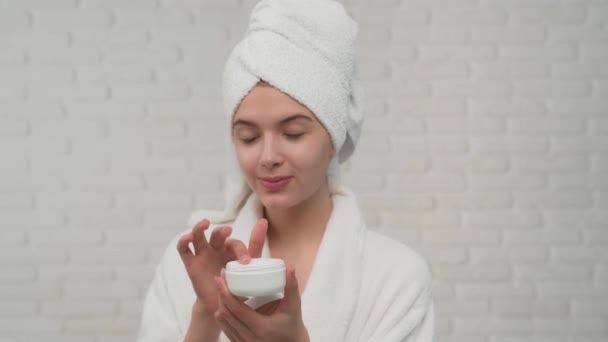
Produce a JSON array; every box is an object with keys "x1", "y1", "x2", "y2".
[{"x1": 226, "y1": 258, "x2": 285, "y2": 274}]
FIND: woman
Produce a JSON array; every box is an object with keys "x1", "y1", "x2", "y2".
[{"x1": 137, "y1": 0, "x2": 434, "y2": 341}]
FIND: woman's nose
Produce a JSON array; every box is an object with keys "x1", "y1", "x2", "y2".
[{"x1": 260, "y1": 136, "x2": 283, "y2": 169}]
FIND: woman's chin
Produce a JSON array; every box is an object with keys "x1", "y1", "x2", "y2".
[{"x1": 257, "y1": 192, "x2": 295, "y2": 210}]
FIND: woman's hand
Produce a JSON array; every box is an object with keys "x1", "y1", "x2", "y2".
[
  {"x1": 177, "y1": 218, "x2": 268, "y2": 317},
  {"x1": 213, "y1": 266, "x2": 310, "y2": 342}
]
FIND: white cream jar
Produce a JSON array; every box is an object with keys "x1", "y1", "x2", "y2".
[{"x1": 225, "y1": 258, "x2": 286, "y2": 309}]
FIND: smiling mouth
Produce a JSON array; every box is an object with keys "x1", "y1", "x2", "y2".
[{"x1": 259, "y1": 177, "x2": 292, "y2": 190}]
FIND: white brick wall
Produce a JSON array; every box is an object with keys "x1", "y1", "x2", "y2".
[{"x1": 1, "y1": 0, "x2": 606, "y2": 340}]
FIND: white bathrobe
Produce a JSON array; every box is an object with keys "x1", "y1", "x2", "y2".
[{"x1": 137, "y1": 185, "x2": 435, "y2": 341}]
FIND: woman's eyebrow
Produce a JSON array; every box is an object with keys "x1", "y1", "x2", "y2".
[{"x1": 232, "y1": 114, "x2": 313, "y2": 129}]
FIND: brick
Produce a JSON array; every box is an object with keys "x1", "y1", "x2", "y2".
[
  {"x1": 396, "y1": 61, "x2": 470, "y2": 80},
  {"x1": 0, "y1": 118, "x2": 27, "y2": 137},
  {"x1": 454, "y1": 316, "x2": 533, "y2": 333},
  {"x1": 509, "y1": 117, "x2": 586, "y2": 134},
  {"x1": 420, "y1": 246, "x2": 468, "y2": 265},
  {"x1": 66, "y1": 210, "x2": 142, "y2": 229},
  {"x1": 433, "y1": 7, "x2": 508, "y2": 26},
  {"x1": 349, "y1": 154, "x2": 431, "y2": 173},
  {"x1": 470, "y1": 98, "x2": 546, "y2": 116},
  {"x1": 383, "y1": 210, "x2": 461, "y2": 228},
  {"x1": 0, "y1": 284, "x2": 62, "y2": 299},
  {"x1": 472, "y1": 26, "x2": 546, "y2": 43},
  {"x1": 390, "y1": 173, "x2": 467, "y2": 192},
  {"x1": 30, "y1": 118, "x2": 106, "y2": 138},
  {"x1": 1, "y1": 0, "x2": 77, "y2": 9},
  {"x1": 41, "y1": 300, "x2": 117, "y2": 317},
  {"x1": 64, "y1": 317, "x2": 138, "y2": 333},
  {"x1": 81, "y1": 0, "x2": 157, "y2": 9},
  {"x1": 5, "y1": 31, "x2": 71, "y2": 48},
  {"x1": 163, "y1": 0, "x2": 239, "y2": 9},
  {"x1": 433, "y1": 80, "x2": 511, "y2": 98},
  {"x1": 115, "y1": 10, "x2": 193, "y2": 27},
  {"x1": 433, "y1": 154, "x2": 509, "y2": 173},
  {"x1": 28, "y1": 229, "x2": 104, "y2": 245},
  {"x1": 469, "y1": 175, "x2": 546, "y2": 191},
  {"x1": 38, "y1": 265, "x2": 113, "y2": 282},
  {"x1": 64, "y1": 281, "x2": 139, "y2": 299},
  {"x1": 0, "y1": 10, "x2": 30, "y2": 28},
  {"x1": 28, "y1": 46, "x2": 101, "y2": 65},
  {"x1": 144, "y1": 172, "x2": 222, "y2": 192},
  {"x1": 104, "y1": 46, "x2": 181, "y2": 64},
  {"x1": 65, "y1": 172, "x2": 144, "y2": 191},
  {"x1": 360, "y1": 194, "x2": 435, "y2": 211},
  {"x1": 435, "y1": 193, "x2": 512, "y2": 210},
  {"x1": 0, "y1": 84, "x2": 26, "y2": 102},
  {"x1": 76, "y1": 65, "x2": 153, "y2": 83},
  {"x1": 500, "y1": 43, "x2": 578, "y2": 62},
  {"x1": 148, "y1": 102, "x2": 222, "y2": 119},
  {"x1": 114, "y1": 191, "x2": 190, "y2": 210},
  {"x1": 0, "y1": 319, "x2": 62, "y2": 333},
  {"x1": 572, "y1": 298, "x2": 608, "y2": 315},
  {"x1": 435, "y1": 299, "x2": 489, "y2": 314},
  {"x1": 33, "y1": 10, "x2": 113, "y2": 28},
  {"x1": 475, "y1": 62, "x2": 551, "y2": 79},
  {"x1": 354, "y1": 8, "x2": 430, "y2": 27},
  {"x1": 28, "y1": 84, "x2": 108, "y2": 101},
  {"x1": 0, "y1": 231, "x2": 26, "y2": 245},
  {"x1": 514, "y1": 80, "x2": 591, "y2": 98},
  {"x1": 108, "y1": 117, "x2": 185, "y2": 139},
  {"x1": 65, "y1": 103, "x2": 144, "y2": 119},
  {"x1": 111, "y1": 83, "x2": 189, "y2": 102},
  {"x1": 391, "y1": 137, "x2": 468, "y2": 154},
  {"x1": 0, "y1": 267, "x2": 36, "y2": 282},
  {"x1": 435, "y1": 263, "x2": 510, "y2": 280},
  {"x1": 514, "y1": 263, "x2": 591, "y2": 282},
  {"x1": 364, "y1": 115, "x2": 425, "y2": 134},
  {"x1": 535, "y1": 282, "x2": 607, "y2": 297},
  {"x1": 421, "y1": 44, "x2": 497, "y2": 62},
  {"x1": 456, "y1": 282, "x2": 535, "y2": 298},
  {"x1": 0, "y1": 49, "x2": 25, "y2": 65},
  {"x1": 423, "y1": 228, "x2": 501, "y2": 245},
  {"x1": 72, "y1": 29, "x2": 149, "y2": 47},
  {"x1": 0, "y1": 300, "x2": 37, "y2": 316}
]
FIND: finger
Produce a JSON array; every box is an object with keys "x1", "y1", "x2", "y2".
[
  {"x1": 209, "y1": 226, "x2": 232, "y2": 249},
  {"x1": 215, "y1": 278, "x2": 256, "y2": 341},
  {"x1": 225, "y1": 238, "x2": 251, "y2": 264},
  {"x1": 216, "y1": 273, "x2": 263, "y2": 331},
  {"x1": 255, "y1": 299, "x2": 281, "y2": 315},
  {"x1": 176, "y1": 233, "x2": 194, "y2": 266},
  {"x1": 280, "y1": 266, "x2": 301, "y2": 311},
  {"x1": 191, "y1": 219, "x2": 210, "y2": 254},
  {"x1": 248, "y1": 218, "x2": 268, "y2": 258},
  {"x1": 215, "y1": 314, "x2": 242, "y2": 342}
]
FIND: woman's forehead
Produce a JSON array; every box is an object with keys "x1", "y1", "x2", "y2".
[{"x1": 233, "y1": 85, "x2": 319, "y2": 125}]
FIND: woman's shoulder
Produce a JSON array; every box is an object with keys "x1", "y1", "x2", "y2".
[{"x1": 362, "y1": 229, "x2": 432, "y2": 285}]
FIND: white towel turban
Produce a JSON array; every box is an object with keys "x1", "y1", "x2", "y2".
[{"x1": 196, "y1": 0, "x2": 365, "y2": 225}]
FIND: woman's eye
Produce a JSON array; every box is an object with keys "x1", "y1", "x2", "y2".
[
  {"x1": 285, "y1": 133, "x2": 304, "y2": 140},
  {"x1": 240, "y1": 137, "x2": 258, "y2": 144}
]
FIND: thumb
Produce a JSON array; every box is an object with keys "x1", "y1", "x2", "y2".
[{"x1": 281, "y1": 266, "x2": 301, "y2": 310}]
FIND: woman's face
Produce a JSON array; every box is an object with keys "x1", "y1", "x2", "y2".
[{"x1": 231, "y1": 82, "x2": 335, "y2": 210}]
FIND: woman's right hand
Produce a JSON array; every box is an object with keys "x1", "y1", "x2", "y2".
[{"x1": 177, "y1": 218, "x2": 268, "y2": 317}]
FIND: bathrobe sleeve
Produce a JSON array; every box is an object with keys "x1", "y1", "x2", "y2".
[
  {"x1": 137, "y1": 233, "x2": 187, "y2": 342},
  {"x1": 356, "y1": 231, "x2": 435, "y2": 342}
]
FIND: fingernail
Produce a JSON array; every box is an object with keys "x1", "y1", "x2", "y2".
[{"x1": 240, "y1": 255, "x2": 251, "y2": 264}]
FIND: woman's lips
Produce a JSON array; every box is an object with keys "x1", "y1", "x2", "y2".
[{"x1": 259, "y1": 177, "x2": 292, "y2": 190}]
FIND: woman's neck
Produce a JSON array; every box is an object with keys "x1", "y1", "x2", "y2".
[{"x1": 263, "y1": 186, "x2": 333, "y2": 248}]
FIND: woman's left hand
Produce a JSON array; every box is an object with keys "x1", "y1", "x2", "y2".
[{"x1": 214, "y1": 266, "x2": 310, "y2": 342}]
